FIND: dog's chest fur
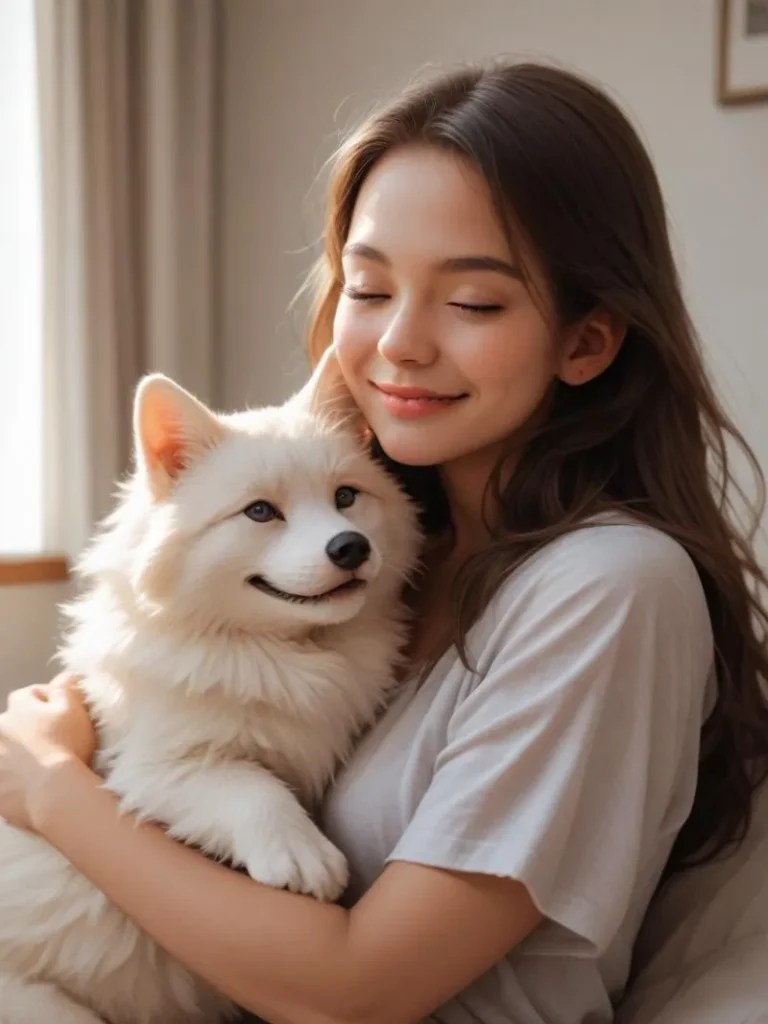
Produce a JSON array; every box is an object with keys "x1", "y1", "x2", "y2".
[{"x1": 65, "y1": 588, "x2": 405, "y2": 810}]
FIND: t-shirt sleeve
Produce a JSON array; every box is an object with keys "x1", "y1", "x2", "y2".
[{"x1": 386, "y1": 526, "x2": 714, "y2": 955}]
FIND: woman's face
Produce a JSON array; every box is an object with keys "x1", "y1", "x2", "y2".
[{"x1": 333, "y1": 144, "x2": 558, "y2": 470}]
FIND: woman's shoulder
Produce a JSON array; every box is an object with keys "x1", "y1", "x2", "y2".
[
  {"x1": 473, "y1": 518, "x2": 710, "y2": 658},
  {"x1": 511, "y1": 516, "x2": 701, "y2": 596}
]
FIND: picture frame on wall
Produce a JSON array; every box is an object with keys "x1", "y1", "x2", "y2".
[{"x1": 718, "y1": 0, "x2": 768, "y2": 104}]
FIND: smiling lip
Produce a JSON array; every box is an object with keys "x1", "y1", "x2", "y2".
[
  {"x1": 372, "y1": 382, "x2": 467, "y2": 419},
  {"x1": 247, "y1": 576, "x2": 366, "y2": 604}
]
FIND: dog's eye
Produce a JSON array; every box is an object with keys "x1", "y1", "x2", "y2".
[
  {"x1": 335, "y1": 486, "x2": 359, "y2": 510},
  {"x1": 244, "y1": 500, "x2": 282, "y2": 522}
]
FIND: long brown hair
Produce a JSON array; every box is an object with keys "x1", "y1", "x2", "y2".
[{"x1": 304, "y1": 61, "x2": 768, "y2": 875}]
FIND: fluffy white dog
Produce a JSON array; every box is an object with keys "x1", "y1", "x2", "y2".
[{"x1": 0, "y1": 351, "x2": 420, "y2": 1024}]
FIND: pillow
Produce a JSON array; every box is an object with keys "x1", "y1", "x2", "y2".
[{"x1": 616, "y1": 782, "x2": 768, "y2": 1024}]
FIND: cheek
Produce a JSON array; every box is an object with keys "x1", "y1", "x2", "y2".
[
  {"x1": 334, "y1": 306, "x2": 375, "y2": 405},
  {"x1": 459, "y1": 311, "x2": 555, "y2": 394}
]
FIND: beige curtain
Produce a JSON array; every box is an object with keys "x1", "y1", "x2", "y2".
[{"x1": 35, "y1": 0, "x2": 221, "y2": 558}]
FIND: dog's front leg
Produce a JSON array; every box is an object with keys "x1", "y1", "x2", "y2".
[{"x1": 109, "y1": 762, "x2": 349, "y2": 901}]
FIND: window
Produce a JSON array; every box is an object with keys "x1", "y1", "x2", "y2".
[{"x1": 0, "y1": 0, "x2": 43, "y2": 556}]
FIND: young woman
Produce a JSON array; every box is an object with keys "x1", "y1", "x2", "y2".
[{"x1": 1, "y1": 61, "x2": 767, "y2": 1024}]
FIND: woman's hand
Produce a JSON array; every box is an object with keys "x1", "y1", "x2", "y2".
[{"x1": 0, "y1": 674, "x2": 97, "y2": 832}]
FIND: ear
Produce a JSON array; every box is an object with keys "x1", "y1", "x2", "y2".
[
  {"x1": 134, "y1": 374, "x2": 224, "y2": 500},
  {"x1": 289, "y1": 346, "x2": 367, "y2": 441},
  {"x1": 557, "y1": 310, "x2": 626, "y2": 386}
]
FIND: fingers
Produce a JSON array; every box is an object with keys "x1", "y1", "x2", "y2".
[
  {"x1": 5, "y1": 674, "x2": 84, "y2": 711},
  {"x1": 6, "y1": 686, "x2": 40, "y2": 710},
  {"x1": 47, "y1": 675, "x2": 87, "y2": 712},
  {"x1": 48, "y1": 673, "x2": 84, "y2": 696}
]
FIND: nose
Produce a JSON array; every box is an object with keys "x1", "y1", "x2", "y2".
[
  {"x1": 377, "y1": 303, "x2": 437, "y2": 366},
  {"x1": 325, "y1": 531, "x2": 371, "y2": 571}
]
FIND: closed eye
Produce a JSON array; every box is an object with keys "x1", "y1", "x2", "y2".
[
  {"x1": 341, "y1": 286, "x2": 390, "y2": 303},
  {"x1": 449, "y1": 302, "x2": 504, "y2": 314}
]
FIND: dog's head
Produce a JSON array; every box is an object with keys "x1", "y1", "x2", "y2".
[{"x1": 84, "y1": 350, "x2": 421, "y2": 636}]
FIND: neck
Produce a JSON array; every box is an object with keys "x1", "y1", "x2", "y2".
[
  {"x1": 438, "y1": 439, "x2": 525, "y2": 555},
  {"x1": 438, "y1": 448, "x2": 499, "y2": 555}
]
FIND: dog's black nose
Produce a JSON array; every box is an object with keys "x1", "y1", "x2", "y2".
[{"x1": 326, "y1": 531, "x2": 371, "y2": 571}]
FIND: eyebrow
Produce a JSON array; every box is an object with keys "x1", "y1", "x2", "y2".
[{"x1": 342, "y1": 242, "x2": 522, "y2": 281}]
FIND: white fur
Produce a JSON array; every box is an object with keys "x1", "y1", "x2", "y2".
[{"x1": 0, "y1": 364, "x2": 420, "y2": 1024}]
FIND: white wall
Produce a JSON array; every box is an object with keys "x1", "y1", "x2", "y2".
[{"x1": 220, "y1": 0, "x2": 768, "y2": 502}]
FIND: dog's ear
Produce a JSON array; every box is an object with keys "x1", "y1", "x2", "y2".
[
  {"x1": 290, "y1": 346, "x2": 367, "y2": 441},
  {"x1": 134, "y1": 374, "x2": 224, "y2": 500}
]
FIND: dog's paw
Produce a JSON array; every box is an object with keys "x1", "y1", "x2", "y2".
[{"x1": 244, "y1": 821, "x2": 349, "y2": 902}]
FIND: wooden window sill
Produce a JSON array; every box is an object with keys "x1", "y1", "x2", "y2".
[{"x1": 0, "y1": 556, "x2": 70, "y2": 586}]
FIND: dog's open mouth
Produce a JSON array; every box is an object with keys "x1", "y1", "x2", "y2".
[{"x1": 246, "y1": 575, "x2": 367, "y2": 604}]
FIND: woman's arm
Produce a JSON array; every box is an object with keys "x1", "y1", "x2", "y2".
[{"x1": 34, "y1": 756, "x2": 541, "y2": 1024}]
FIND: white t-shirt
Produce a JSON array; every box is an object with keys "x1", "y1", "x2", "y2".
[{"x1": 321, "y1": 521, "x2": 715, "y2": 1023}]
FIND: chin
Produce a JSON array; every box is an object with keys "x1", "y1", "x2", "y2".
[
  {"x1": 374, "y1": 435, "x2": 450, "y2": 467},
  {"x1": 372, "y1": 425, "x2": 472, "y2": 468},
  {"x1": 364, "y1": 389, "x2": 507, "y2": 467}
]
